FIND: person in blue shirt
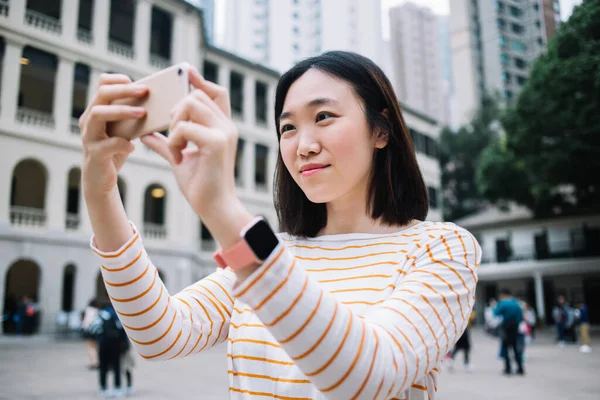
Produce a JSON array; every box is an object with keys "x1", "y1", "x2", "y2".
[{"x1": 494, "y1": 288, "x2": 525, "y2": 375}]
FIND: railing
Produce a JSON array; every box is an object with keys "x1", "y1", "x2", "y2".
[
  {"x1": 143, "y1": 222, "x2": 167, "y2": 239},
  {"x1": 150, "y1": 54, "x2": 171, "y2": 70},
  {"x1": 483, "y1": 238, "x2": 600, "y2": 264},
  {"x1": 70, "y1": 118, "x2": 80, "y2": 135},
  {"x1": 10, "y1": 206, "x2": 46, "y2": 227},
  {"x1": 77, "y1": 28, "x2": 93, "y2": 45},
  {"x1": 0, "y1": 0, "x2": 9, "y2": 17},
  {"x1": 232, "y1": 110, "x2": 244, "y2": 121},
  {"x1": 65, "y1": 213, "x2": 80, "y2": 230},
  {"x1": 25, "y1": 9, "x2": 62, "y2": 35},
  {"x1": 200, "y1": 240, "x2": 217, "y2": 252},
  {"x1": 255, "y1": 183, "x2": 269, "y2": 193},
  {"x1": 108, "y1": 40, "x2": 135, "y2": 60},
  {"x1": 16, "y1": 107, "x2": 55, "y2": 129}
]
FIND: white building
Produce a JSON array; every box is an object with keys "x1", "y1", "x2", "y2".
[
  {"x1": 455, "y1": 205, "x2": 600, "y2": 325},
  {"x1": 389, "y1": 2, "x2": 445, "y2": 125},
  {"x1": 0, "y1": 0, "x2": 280, "y2": 335},
  {"x1": 222, "y1": 0, "x2": 383, "y2": 73},
  {"x1": 450, "y1": 0, "x2": 561, "y2": 125}
]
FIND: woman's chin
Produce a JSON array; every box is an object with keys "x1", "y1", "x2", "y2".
[{"x1": 304, "y1": 189, "x2": 336, "y2": 204}]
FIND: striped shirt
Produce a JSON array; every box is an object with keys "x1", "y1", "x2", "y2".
[{"x1": 91, "y1": 220, "x2": 480, "y2": 399}]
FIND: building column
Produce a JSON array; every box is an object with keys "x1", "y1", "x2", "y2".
[
  {"x1": 534, "y1": 271, "x2": 546, "y2": 321},
  {"x1": 87, "y1": 68, "x2": 103, "y2": 105},
  {"x1": 267, "y1": 143, "x2": 277, "y2": 193},
  {"x1": 243, "y1": 75, "x2": 256, "y2": 126},
  {"x1": 54, "y1": 57, "x2": 75, "y2": 136},
  {"x1": 61, "y1": 0, "x2": 80, "y2": 42},
  {"x1": 8, "y1": 0, "x2": 26, "y2": 25},
  {"x1": 134, "y1": 0, "x2": 152, "y2": 65},
  {"x1": 217, "y1": 64, "x2": 230, "y2": 92},
  {"x1": 92, "y1": 0, "x2": 111, "y2": 52},
  {"x1": 267, "y1": 82, "x2": 276, "y2": 128},
  {"x1": 0, "y1": 40, "x2": 23, "y2": 124},
  {"x1": 243, "y1": 139, "x2": 256, "y2": 192},
  {"x1": 171, "y1": 15, "x2": 186, "y2": 63},
  {"x1": 45, "y1": 164, "x2": 68, "y2": 232}
]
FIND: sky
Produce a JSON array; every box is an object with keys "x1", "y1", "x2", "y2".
[{"x1": 213, "y1": 0, "x2": 583, "y2": 46}]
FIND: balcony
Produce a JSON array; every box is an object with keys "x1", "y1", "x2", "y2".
[
  {"x1": 77, "y1": 28, "x2": 93, "y2": 45},
  {"x1": 25, "y1": 9, "x2": 62, "y2": 35},
  {"x1": 10, "y1": 206, "x2": 46, "y2": 227},
  {"x1": 70, "y1": 118, "x2": 80, "y2": 135},
  {"x1": 483, "y1": 237, "x2": 600, "y2": 265},
  {"x1": 143, "y1": 222, "x2": 167, "y2": 240},
  {"x1": 0, "y1": 0, "x2": 9, "y2": 17},
  {"x1": 108, "y1": 40, "x2": 135, "y2": 60},
  {"x1": 150, "y1": 54, "x2": 171, "y2": 70},
  {"x1": 16, "y1": 108, "x2": 55, "y2": 130},
  {"x1": 65, "y1": 213, "x2": 80, "y2": 230}
]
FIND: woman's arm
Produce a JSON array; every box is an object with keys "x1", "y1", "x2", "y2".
[
  {"x1": 91, "y1": 225, "x2": 236, "y2": 361},
  {"x1": 232, "y1": 226, "x2": 480, "y2": 399}
]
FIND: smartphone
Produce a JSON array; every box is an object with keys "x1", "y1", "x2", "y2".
[{"x1": 106, "y1": 62, "x2": 191, "y2": 140}]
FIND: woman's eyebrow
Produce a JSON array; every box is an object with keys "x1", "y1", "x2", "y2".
[{"x1": 280, "y1": 98, "x2": 339, "y2": 120}]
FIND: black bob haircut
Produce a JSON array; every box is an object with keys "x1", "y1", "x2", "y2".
[{"x1": 273, "y1": 51, "x2": 428, "y2": 237}]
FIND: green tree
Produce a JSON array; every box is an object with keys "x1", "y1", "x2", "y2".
[
  {"x1": 439, "y1": 96, "x2": 500, "y2": 221},
  {"x1": 477, "y1": 0, "x2": 600, "y2": 216}
]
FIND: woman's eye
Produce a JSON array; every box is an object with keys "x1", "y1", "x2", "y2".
[
  {"x1": 281, "y1": 124, "x2": 295, "y2": 134},
  {"x1": 316, "y1": 112, "x2": 333, "y2": 122}
]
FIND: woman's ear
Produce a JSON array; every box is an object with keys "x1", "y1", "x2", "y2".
[{"x1": 374, "y1": 108, "x2": 390, "y2": 149}]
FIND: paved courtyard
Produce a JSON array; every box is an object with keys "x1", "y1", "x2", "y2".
[{"x1": 0, "y1": 328, "x2": 598, "y2": 399}]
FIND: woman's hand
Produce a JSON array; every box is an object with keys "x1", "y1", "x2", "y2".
[
  {"x1": 80, "y1": 74, "x2": 149, "y2": 198},
  {"x1": 141, "y1": 68, "x2": 238, "y2": 218}
]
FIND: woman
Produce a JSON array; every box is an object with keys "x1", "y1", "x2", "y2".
[
  {"x1": 81, "y1": 298, "x2": 99, "y2": 369},
  {"x1": 81, "y1": 51, "x2": 480, "y2": 399}
]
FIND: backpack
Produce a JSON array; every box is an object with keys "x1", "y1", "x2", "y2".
[{"x1": 101, "y1": 314, "x2": 130, "y2": 354}]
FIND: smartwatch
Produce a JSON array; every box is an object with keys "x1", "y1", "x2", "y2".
[{"x1": 213, "y1": 217, "x2": 280, "y2": 270}]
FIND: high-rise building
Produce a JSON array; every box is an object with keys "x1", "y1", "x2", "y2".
[
  {"x1": 450, "y1": 0, "x2": 561, "y2": 125},
  {"x1": 388, "y1": 3, "x2": 444, "y2": 125},
  {"x1": 185, "y1": 0, "x2": 215, "y2": 43},
  {"x1": 223, "y1": 0, "x2": 383, "y2": 73}
]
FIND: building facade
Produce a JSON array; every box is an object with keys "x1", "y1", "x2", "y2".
[
  {"x1": 456, "y1": 205, "x2": 600, "y2": 325},
  {"x1": 0, "y1": 0, "x2": 280, "y2": 335},
  {"x1": 450, "y1": 0, "x2": 561, "y2": 125},
  {"x1": 223, "y1": 0, "x2": 383, "y2": 74},
  {"x1": 389, "y1": 3, "x2": 445, "y2": 125}
]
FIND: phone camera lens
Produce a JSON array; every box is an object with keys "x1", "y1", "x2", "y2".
[{"x1": 178, "y1": 68, "x2": 183, "y2": 76}]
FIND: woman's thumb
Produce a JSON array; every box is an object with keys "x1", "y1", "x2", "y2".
[{"x1": 99, "y1": 136, "x2": 135, "y2": 156}]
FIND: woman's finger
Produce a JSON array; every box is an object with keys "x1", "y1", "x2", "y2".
[
  {"x1": 87, "y1": 136, "x2": 135, "y2": 160},
  {"x1": 140, "y1": 132, "x2": 176, "y2": 165},
  {"x1": 95, "y1": 84, "x2": 149, "y2": 105},
  {"x1": 190, "y1": 89, "x2": 226, "y2": 120},
  {"x1": 189, "y1": 68, "x2": 231, "y2": 117},
  {"x1": 168, "y1": 121, "x2": 222, "y2": 164},
  {"x1": 170, "y1": 96, "x2": 216, "y2": 132},
  {"x1": 82, "y1": 105, "x2": 146, "y2": 143},
  {"x1": 80, "y1": 74, "x2": 134, "y2": 126}
]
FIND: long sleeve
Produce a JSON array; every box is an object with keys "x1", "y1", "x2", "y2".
[
  {"x1": 233, "y1": 226, "x2": 480, "y2": 399},
  {"x1": 91, "y1": 225, "x2": 236, "y2": 361}
]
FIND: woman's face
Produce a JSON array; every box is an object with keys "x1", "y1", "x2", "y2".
[{"x1": 279, "y1": 69, "x2": 388, "y2": 205}]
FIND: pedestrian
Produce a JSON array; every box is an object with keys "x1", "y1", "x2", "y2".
[
  {"x1": 120, "y1": 341, "x2": 135, "y2": 396},
  {"x1": 448, "y1": 310, "x2": 476, "y2": 372},
  {"x1": 81, "y1": 298, "x2": 99, "y2": 369},
  {"x1": 522, "y1": 301, "x2": 537, "y2": 341},
  {"x1": 576, "y1": 302, "x2": 592, "y2": 353},
  {"x1": 89, "y1": 302, "x2": 129, "y2": 398},
  {"x1": 494, "y1": 288, "x2": 525, "y2": 376},
  {"x1": 80, "y1": 51, "x2": 481, "y2": 399},
  {"x1": 552, "y1": 295, "x2": 568, "y2": 346}
]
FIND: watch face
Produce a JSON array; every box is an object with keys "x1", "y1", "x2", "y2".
[{"x1": 244, "y1": 219, "x2": 279, "y2": 260}]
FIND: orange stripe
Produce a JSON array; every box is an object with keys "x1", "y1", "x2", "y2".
[
  {"x1": 228, "y1": 338, "x2": 280, "y2": 348},
  {"x1": 393, "y1": 325, "x2": 420, "y2": 385},
  {"x1": 203, "y1": 278, "x2": 234, "y2": 306},
  {"x1": 426, "y1": 243, "x2": 472, "y2": 310},
  {"x1": 186, "y1": 287, "x2": 230, "y2": 319},
  {"x1": 374, "y1": 324, "x2": 408, "y2": 392},
  {"x1": 402, "y1": 279, "x2": 458, "y2": 337},
  {"x1": 122, "y1": 298, "x2": 170, "y2": 331},
  {"x1": 305, "y1": 260, "x2": 397, "y2": 273},
  {"x1": 235, "y1": 247, "x2": 285, "y2": 297},
  {"x1": 228, "y1": 387, "x2": 312, "y2": 400},
  {"x1": 141, "y1": 329, "x2": 183, "y2": 360},
  {"x1": 228, "y1": 370, "x2": 310, "y2": 384},
  {"x1": 104, "y1": 261, "x2": 150, "y2": 287},
  {"x1": 426, "y1": 227, "x2": 453, "y2": 232},
  {"x1": 289, "y1": 241, "x2": 409, "y2": 251},
  {"x1": 393, "y1": 296, "x2": 441, "y2": 363},
  {"x1": 266, "y1": 274, "x2": 309, "y2": 327},
  {"x1": 350, "y1": 329, "x2": 378, "y2": 399},
  {"x1": 322, "y1": 317, "x2": 366, "y2": 392},
  {"x1": 191, "y1": 297, "x2": 214, "y2": 352},
  {"x1": 441, "y1": 235, "x2": 454, "y2": 260},
  {"x1": 174, "y1": 296, "x2": 193, "y2": 310},
  {"x1": 396, "y1": 269, "x2": 407, "y2": 275},
  {"x1": 470, "y1": 234, "x2": 480, "y2": 267},
  {"x1": 168, "y1": 309, "x2": 194, "y2": 360},
  {"x1": 233, "y1": 307, "x2": 254, "y2": 315},
  {"x1": 93, "y1": 234, "x2": 139, "y2": 258},
  {"x1": 384, "y1": 306, "x2": 431, "y2": 371},
  {"x1": 410, "y1": 269, "x2": 466, "y2": 322},
  {"x1": 330, "y1": 284, "x2": 395, "y2": 294},
  {"x1": 306, "y1": 312, "x2": 354, "y2": 377},
  {"x1": 109, "y1": 269, "x2": 157, "y2": 303},
  {"x1": 227, "y1": 353, "x2": 294, "y2": 366},
  {"x1": 194, "y1": 292, "x2": 227, "y2": 347},
  {"x1": 280, "y1": 290, "x2": 323, "y2": 345},
  {"x1": 130, "y1": 311, "x2": 176, "y2": 346},
  {"x1": 318, "y1": 274, "x2": 392, "y2": 283},
  {"x1": 294, "y1": 301, "x2": 339, "y2": 361},
  {"x1": 297, "y1": 251, "x2": 398, "y2": 262},
  {"x1": 101, "y1": 249, "x2": 143, "y2": 273},
  {"x1": 412, "y1": 384, "x2": 427, "y2": 391},
  {"x1": 230, "y1": 322, "x2": 265, "y2": 329},
  {"x1": 256, "y1": 259, "x2": 297, "y2": 311},
  {"x1": 342, "y1": 300, "x2": 384, "y2": 306},
  {"x1": 116, "y1": 284, "x2": 164, "y2": 317},
  {"x1": 455, "y1": 230, "x2": 478, "y2": 283}
]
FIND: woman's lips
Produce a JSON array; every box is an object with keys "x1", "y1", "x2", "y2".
[{"x1": 301, "y1": 166, "x2": 329, "y2": 177}]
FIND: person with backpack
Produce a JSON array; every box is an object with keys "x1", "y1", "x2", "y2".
[
  {"x1": 494, "y1": 288, "x2": 525, "y2": 376},
  {"x1": 89, "y1": 302, "x2": 129, "y2": 398}
]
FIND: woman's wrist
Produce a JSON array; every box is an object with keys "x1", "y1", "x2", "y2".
[{"x1": 199, "y1": 195, "x2": 254, "y2": 251}]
